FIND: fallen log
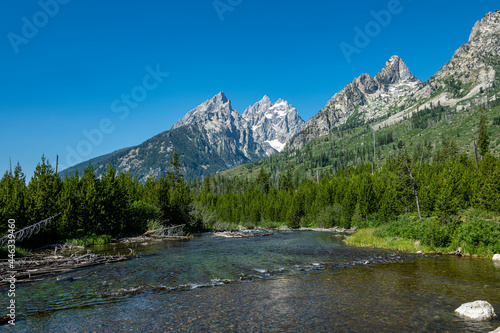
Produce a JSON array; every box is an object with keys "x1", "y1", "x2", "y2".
[
  {"x1": 299, "y1": 227, "x2": 357, "y2": 234},
  {"x1": 214, "y1": 230, "x2": 274, "y2": 238},
  {"x1": 142, "y1": 224, "x2": 186, "y2": 237},
  {"x1": 0, "y1": 253, "x2": 135, "y2": 287}
]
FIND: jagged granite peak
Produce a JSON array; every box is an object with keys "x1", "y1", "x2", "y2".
[
  {"x1": 375, "y1": 55, "x2": 418, "y2": 86},
  {"x1": 430, "y1": 10, "x2": 499, "y2": 92},
  {"x1": 171, "y1": 91, "x2": 232, "y2": 129},
  {"x1": 243, "y1": 96, "x2": 305, "y2": 151},
  {"x1": 287, "y1": 55, "x2": 421, "y2": 150},
  {"x1": 242, "y1": 95, "x2": 273, "y2": 128}
]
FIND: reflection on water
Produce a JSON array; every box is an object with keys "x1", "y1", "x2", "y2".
[{"x1": 2, "y1": 231, "x2": 500, "y2": 332}]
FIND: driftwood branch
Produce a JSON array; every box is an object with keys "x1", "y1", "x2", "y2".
[
  {"x1": 142, "y1": 224, "x2": 186, "y2": 237},
  {"x1": 0, "y1": 213, "x2": 61, "y2": 247}
]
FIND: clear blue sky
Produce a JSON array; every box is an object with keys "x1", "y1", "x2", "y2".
[{"x1": 1, "y1": 0, "x2": 498, "y2": 178}]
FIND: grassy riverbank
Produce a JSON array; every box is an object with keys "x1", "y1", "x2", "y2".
[{"x1": 346, "y1": 209, "x2": 500, "y2": 258}]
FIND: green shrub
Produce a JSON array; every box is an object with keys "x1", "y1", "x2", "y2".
[
  {"x1": 420, "y1": 218, "x2": 451, "y2": 247},
  {"x1": 130, "y1": 201, "x2": 162, "y2": 234},
  {"x1": 385, "y1": 214, "x2": 424, "y2": 240},
  {"x1": 455, "y1": 217, "x2": 500, "y2": 253}
]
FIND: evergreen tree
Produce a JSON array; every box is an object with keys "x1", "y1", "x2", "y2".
[
  {"x1": 26, "y1": 156, "x2": 62, "y2": 243},
  {"x1": 256, "y1": 167, "x2": 270, "y2": 193},
  {"x1": 79, "y1": 163, "x2": 102, "y2": 234},
  {"x1": 340, "y1": 182, "x2": 357, "y2": 228},
  {"x1": 159, "y1": 151, "x2": 192, "y2": 226},
  {"x1": 167, "y1": 149, "x2": 183, "y2": 184},
  {"x1": 286, "y1": 191, "x2": 304, "y2": 228},
  {"x1": 477, "y1": 107, "x2": 490, "y2": 159},
  {"x1": 379, "y1": 182, "x2": 398, "y2": 223},
  {"x1": 0, "y1": 163, "x2": 28, "y2": 231},
  {"x1": 202, "y1": 174, "x2": 212, "y2": 194},
  {"x1": 58, "y1": 172, "x2": 82, "y2": 235},
  {"x1": 101, "y1": 165, "x2": 128, "y2": 234},
  {"x1": 279, "y1": 169, "x2": 293, "y2": 192}
]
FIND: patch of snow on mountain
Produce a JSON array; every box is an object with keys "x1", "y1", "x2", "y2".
[{"x1": 266, "y1": 139, "x2": 285, "y2": 152}]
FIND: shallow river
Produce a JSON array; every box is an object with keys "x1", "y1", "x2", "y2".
[{"x1": 2, "y1": 231, "x2": 500, "y2": 332}]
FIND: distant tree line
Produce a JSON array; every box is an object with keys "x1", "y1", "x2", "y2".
[{"x1": 0, "y1": 151, "x2": 191, "y2": 246}]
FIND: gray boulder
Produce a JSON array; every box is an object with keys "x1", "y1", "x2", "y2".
[{"x1": 454, "y1": 300, "x2": 497, "y2": 321}]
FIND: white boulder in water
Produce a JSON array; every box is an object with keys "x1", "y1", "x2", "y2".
[
  {"x1": 454, "y1": 300, "x2": 497, "y2": 321},
  {"x1": 493, "y1": 254, "x2": 500, "y2": 261}
]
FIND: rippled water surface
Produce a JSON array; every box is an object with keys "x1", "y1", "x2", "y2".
[{"x1": 2, "y1": 231, "x2": 500, "y2": 332}]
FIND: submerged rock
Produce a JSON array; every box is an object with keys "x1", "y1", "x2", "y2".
[
  {"x1": 489, "y1": 326, "x2": 500, "y2": 333},
  {"x1": 454, "y1": 300, "x2": 497, "y2": 321}
]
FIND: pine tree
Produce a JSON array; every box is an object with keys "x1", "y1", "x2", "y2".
[
  {"x1": 160, "y1": 151, "x2": 192, "y2": 226},
  {"x1": 27, "y1": 156, "x2": 62, "y2": 243},
  {"x1": 477, "y1": 107, "x2": 490, "y2": 159},
  {"x1": 202, "y1": 174, "x2": 211, "y2": 194},
  {"x1": 101, "y1": 164, "x2": 128, "y2": 234},
  {"x1": 256, "y1": 167, "x2": 270, "y2": 193},
  {"x1": 167, "y1": 149, "x2": 183, "y2": 184},
  {"x1": 58, "y1": 171, "x2": 82, "y2": 235},
  {"x1": 380, "y1": 182, "x2": 398, "y2": 223},
  {"x1": 79, "y1": 163, "x2": 102, "y2": 234},
  {"x1": 0, "y1": 163, "x2": 28, "y2": 231}
]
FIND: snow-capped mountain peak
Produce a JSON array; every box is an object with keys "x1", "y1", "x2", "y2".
[{"x1": 243, "y1": 96, "x2": 305, "y2": 152}]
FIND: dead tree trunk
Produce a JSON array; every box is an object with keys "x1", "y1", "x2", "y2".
[{"x1": 405, "y1": 161, "x2": 422, "y2": 220}]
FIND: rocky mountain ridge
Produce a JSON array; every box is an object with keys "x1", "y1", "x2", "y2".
[
  {"x1": 288, "y1": 10, "x2": 500, "y2": 150},
  {"x1": 60, "y1": 92, "x2": 304, "y2": 180}
]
